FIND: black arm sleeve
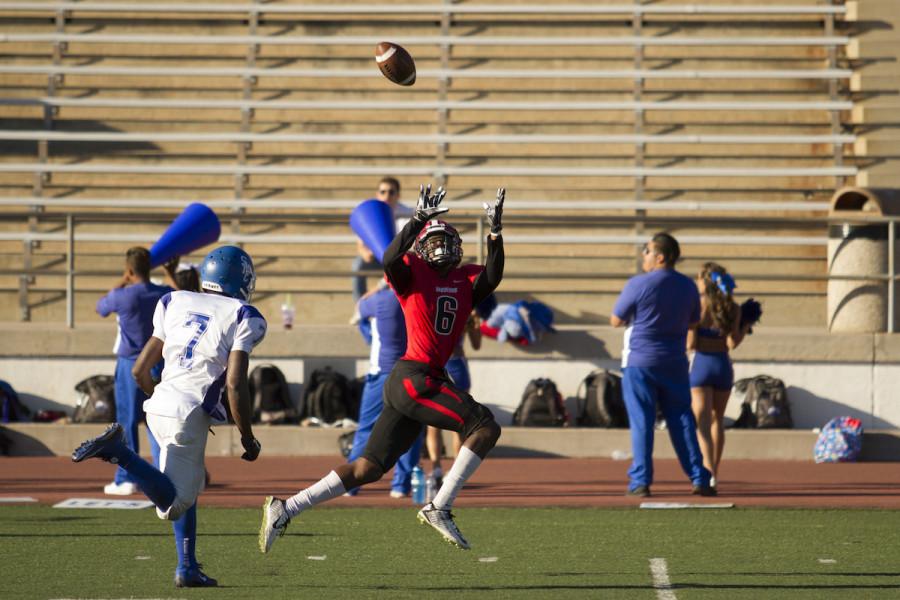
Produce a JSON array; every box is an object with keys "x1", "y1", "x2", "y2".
[
  {"x1": 383, "y1": 216, "x2": 427, "y2": 296},
  {"x1": 472, "y1": 234, "x2": 504, "y2": 307}
]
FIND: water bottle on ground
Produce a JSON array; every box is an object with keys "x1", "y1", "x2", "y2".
[
  {"x1": 411, "y1": 465, "x2": 425, "y2": 505},
  {"x1": 425, "y1": 473, "x2": 436, "y2": 503},
  {"x1": 281, "y1": 294, "x2": 295, "y2": 330}
]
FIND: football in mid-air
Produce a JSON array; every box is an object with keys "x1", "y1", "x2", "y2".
[{"x1": 375, "y1": 42, "x2": 416, "y2": 86}]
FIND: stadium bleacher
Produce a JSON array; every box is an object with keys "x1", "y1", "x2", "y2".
[{"x1": 1, "y1": 0, "x2": 865, "y2": 329}]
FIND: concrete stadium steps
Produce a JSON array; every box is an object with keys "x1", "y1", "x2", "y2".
[
  {"x1": 0, "y1": 95, "x2": 844, "y2": 127},
  {"x1": 0, "y1": 123, "x2": 848, "y2": 160},
  {"x1": 0, "y1": 0, "x2": 852, "y2": 327},
  {"x1": 0, "y1": 76, "x2": 837, "y2": 97},
  {"x1": 0, "y1": 186, "x2": 838, "y2": 204},
  {"x1": 0, "y1": 182, "x2": 847, "y2": 201},
  {"x1": 0, "y1": 43, "x2": 835, "y2": 66},
  {"x1": 3, "y1": 21, "x2": 837, "y2": 60}
]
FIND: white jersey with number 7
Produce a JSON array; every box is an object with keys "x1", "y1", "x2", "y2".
[{"x1": 143, "y1": 290, "x2": 267, "y2": 422}]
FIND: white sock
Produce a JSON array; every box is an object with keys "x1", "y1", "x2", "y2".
[
  {"x1": 285, "y1": 470, "x2": 346, "y2": 518},
  {"x1": 432, "y1": 446, "x2": 482, "y2": 510}
]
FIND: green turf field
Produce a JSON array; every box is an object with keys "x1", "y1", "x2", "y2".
[{"x1": 3, "y1": 505, "x2": 900, "y2": 599}]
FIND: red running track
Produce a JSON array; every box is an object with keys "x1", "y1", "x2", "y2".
[{"x1": 2, "y1": 456, "x2": 900, "y2": 509}]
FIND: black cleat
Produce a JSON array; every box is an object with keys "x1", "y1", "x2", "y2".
[
  {"x1": 71, "y1": 423, "x2": 124, "y2": 463},
  {"x1": 692, "y1": 485, "x2": 718, "y2": 497}
]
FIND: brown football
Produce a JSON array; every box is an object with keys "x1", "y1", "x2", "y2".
[{"x1": 375, "y1": 42, "x2": 416, "y2": 86}]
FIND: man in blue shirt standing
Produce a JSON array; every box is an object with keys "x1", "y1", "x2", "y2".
[
  {"x1": 610, "y1": 233, "x2": 714, "y2": 497},
  {"x1": 346, "y1": 285, "x2": 423, "y2": 497},
  {"x1": 96, "y1": 247, "x2": 172, "y2": 495}
]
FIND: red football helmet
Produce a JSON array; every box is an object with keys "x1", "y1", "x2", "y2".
[{"x1": 415, "y1": 220, "x2": 463, "y2": 269}]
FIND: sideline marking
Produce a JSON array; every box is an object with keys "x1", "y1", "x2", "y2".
[
  {"x1": 818, "y1": 558, "x2": 837, "y2": 564},
  {"x1": 478, "y1": 556, "x2": 499, "y2": 562},
  {"x1": 53, "y1": 498, "x2": 154, "y2": 510},
  {"x1": 649, "y1": 558, "x2": 677, "y2": 600},
  {"x1": 0, "y1": 496, "x2": 37, "y2": 503},
  {"x1": 307, "y1": 555, "x2": 327, "y2": 561},
  {"x1": 641, "y1": 502, "x2": 734, "y2": 510}
]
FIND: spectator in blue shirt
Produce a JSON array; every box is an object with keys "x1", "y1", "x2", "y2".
[
  {"x1": 610, "y1": 233, "x2": 714, "y2": 497},
  {"x1": 96, "y1": 247, "x2": 172, "y2": 496},
  {"x1": 346, "y1": 285, "x2": 423, "y2": 498}
]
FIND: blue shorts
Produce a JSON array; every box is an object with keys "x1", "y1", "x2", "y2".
[{"x1": 689, "y1": 352, "x2": 734, "y2": 391}]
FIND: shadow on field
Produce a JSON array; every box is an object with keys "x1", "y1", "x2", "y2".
[
  {"x1": 0, "y1": 532, "x2": 319, "y2": 538},
  {"x1": 686, "y1": 571, "x2": 900, "y2": 578},
  {"x1": 680, "y1": 583, "x2": 900, "y2": 591},
  {"x1": 231, "y1": 584, "x2": 663, "y2": 592},
  {"x1": 677, "y1": 570, "x2": 900, "y2": 591}
]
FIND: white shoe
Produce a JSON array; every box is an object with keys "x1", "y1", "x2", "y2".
[
  {"x1": 389, "y1": 490, "x2": 408, "y2": 499},
  {"x1": 104, "y1": 481, "x2": 137, "y2": 496},
  {"x1": 259, "y1": 496, "x2": 290, "y2": 554},
  {"x1": 417, "y1": 502, "x2": 470, "y2": 550}
]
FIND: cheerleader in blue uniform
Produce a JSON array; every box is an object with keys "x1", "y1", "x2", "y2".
[{"x1": 688, "y1": 263, "x2": 759, "y2": 489}]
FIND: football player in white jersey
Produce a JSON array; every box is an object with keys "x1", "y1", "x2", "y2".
[{"x1": 73, "y1": 245, "x2": 266, "y2": 588}]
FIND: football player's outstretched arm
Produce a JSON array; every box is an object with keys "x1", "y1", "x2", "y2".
[
  {"x1": 473, "y1": 188, "x2": 506, "y2": 306},
  {"x1": 132, "y1": 337, "x2": 164, "y2": 396},
  {"x1": 226, "y1": 350, "x2": 261, "y2": 461},
  {"x1": 383, "y1": 183, "x2": 447, "y2": 295}
]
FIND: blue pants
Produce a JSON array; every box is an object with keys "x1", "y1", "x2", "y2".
[
  {"x1": 348, "y1": 371, "x2": 423, "y2": 494},
  {"x1": 114, "y1": 357, "x2": 161, "y2": 484},
  {"x1": 622, "y1": 363, "x2": 710, "y2": 490}
]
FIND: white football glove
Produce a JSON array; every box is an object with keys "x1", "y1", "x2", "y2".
[
  {"x1": 483, "y1": 187, "x2": 505, "y2": 235},
  {"x1": 415, "y1": 184, "x2": 449, "y2": 222}
]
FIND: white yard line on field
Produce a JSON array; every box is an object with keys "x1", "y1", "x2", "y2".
[{"x1": 649, "y1": 558, "x2": 678, "y2": 600}]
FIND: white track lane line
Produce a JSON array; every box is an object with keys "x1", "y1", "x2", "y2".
[{"x1": 649, "y1": 558, "x2": 678, "y2": 600}]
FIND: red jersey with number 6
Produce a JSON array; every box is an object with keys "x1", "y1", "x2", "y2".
[{"x1": 390, "y1": 253, "x2": 483, "y2": 369}]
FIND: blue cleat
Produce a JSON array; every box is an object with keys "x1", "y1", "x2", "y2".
[
  {"x1": 71, "y1": 423, "x2": 125, "y2": 463},
  {"x1": 175, "y1": 565, "x2": 218, "y2": 588}
]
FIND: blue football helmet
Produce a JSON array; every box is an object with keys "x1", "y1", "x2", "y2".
[{"x1": 199, "y1": 245, "x2": 256, "y2": 301}]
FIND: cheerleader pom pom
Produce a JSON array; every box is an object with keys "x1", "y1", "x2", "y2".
[{"x1": 740, "y1": 298, "x2": 763, "y2": 334}]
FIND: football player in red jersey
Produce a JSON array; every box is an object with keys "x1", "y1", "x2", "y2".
[{"x1": 260, "y1": 184, "x2": 505, "y2": 553}]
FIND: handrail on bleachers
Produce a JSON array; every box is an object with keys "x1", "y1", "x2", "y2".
[
  {"x1": 0, "y1": 3, "x2": 849, "y2": 16},
  {"x1": 0, "y1": 65, "x2": 854, "y2": 80},
  {"x1": 0, "y1": 33, "x2": 851, "y2": 47},
  {"x1": 0, "y1": 130, "x2": 858, "y2": 145},
  {"x1": 0, "y1": 98, "x2": 855, "y2": 112},
  {"x1": 0, "y1": 163, "x2": 860, "y2": 178},
  {"x1": 0, "y1": 231, "x2": 831, "y2": 247},
  {"x1": 0, "y1": 197, "x2": 833, "y2": 212}
]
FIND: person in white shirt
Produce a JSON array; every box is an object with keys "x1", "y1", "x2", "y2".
[{"x1": 72, "y1": 245, "x2": 266, "y2": 588}]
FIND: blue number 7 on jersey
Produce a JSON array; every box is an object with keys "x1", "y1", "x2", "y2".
[{"x1": 178, "y1": 312, "x2": 211, "y2": 369}]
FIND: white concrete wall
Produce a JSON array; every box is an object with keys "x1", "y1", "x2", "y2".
[
  {"x1": 466, "y1": 359, "x2": 892, "y2": 429},
  {"x1": 1, "y1": 356, "x2": 895, "y2": 429}
]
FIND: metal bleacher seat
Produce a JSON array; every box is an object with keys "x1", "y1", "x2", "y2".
[{"x1": 0, "y1": 1, "x2": 856, "y2": 327}]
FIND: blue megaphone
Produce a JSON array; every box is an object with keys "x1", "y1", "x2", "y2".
[
  {"x1": 150, "y1": 203, "x2": 221, "y2": 268},
  {"x1": 350, "y1": 199, "x2": 396, "y2": 263}
]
